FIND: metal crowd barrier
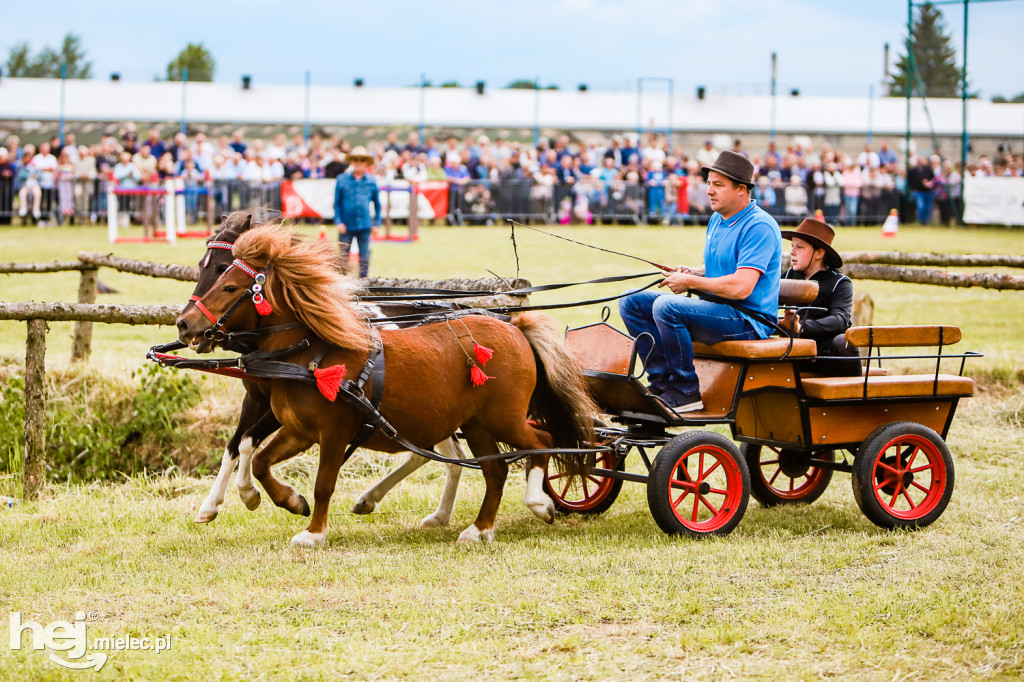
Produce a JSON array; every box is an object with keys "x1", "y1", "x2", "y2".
[{"x1": 0, "y1": 174, "x2": 947, "y2": 229}]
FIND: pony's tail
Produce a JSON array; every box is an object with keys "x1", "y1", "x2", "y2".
[{"x1": 513, "y1": 312, "x2": 600, "y2": 476}]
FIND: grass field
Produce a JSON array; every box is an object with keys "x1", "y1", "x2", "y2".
[{"x1": 1, "y1": 222, "x2": 1023, "y2": 679}]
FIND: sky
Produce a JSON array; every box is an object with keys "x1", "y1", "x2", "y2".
[{"x1": 5, "y1": 0, "x2": 1024, "y2": 100}]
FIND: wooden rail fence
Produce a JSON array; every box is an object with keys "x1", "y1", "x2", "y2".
[
  {"x1": 1, "y1": 248, "x2": 1021, "y2": 500},
  {"x1": 0, "y1": 254, "x2": 529, "y2": 499}
]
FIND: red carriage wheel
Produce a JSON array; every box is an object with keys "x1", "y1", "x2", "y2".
[
  {"x1": 851, "y1": 422, "x2": 955, "y2": 529},
  {"x1": 543, "y1": 445, "x2": 624, "y2": 515},
  {"x1": 647, "y1": 431, "x2": 749, "y2": 537},
  {"x1": 741, "y1": 444, "x2": 834, "y2": 507}
]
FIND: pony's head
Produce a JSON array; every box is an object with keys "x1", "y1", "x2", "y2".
[{"x1": 176, "y1": 223, "x2": 370, "y2": 354}]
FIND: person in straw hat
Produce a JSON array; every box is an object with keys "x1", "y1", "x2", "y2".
[
  {"x1": 619, "y1": 150, "x2": 782, "y2": 412},
  {"x1": 780, "y1": 218, "x2": 861, "y2": 376},
  {"x1": 333, "y1": 145, "x2": 380, "y2": 278}
]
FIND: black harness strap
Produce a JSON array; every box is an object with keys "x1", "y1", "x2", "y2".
[{"x1": 342, "y1": 330, "x2": 386, "y2": 461}]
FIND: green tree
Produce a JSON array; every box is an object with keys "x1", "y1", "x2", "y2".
[
  {"x1": 992, "y1": 92, "x2": 1024, "y2": 104},
  {"x1": 504, "y1": 79, "x2": 559, "y2": 90},
  {"x1": 889, "y1": 2, "x2": 962, "y2": 98},
  {"x1": 5, "y1": 43, "x2": 32, "y2": 77},
  {"x1": 4, "y1": 34, "x2": 91, "y2": 78},
  {"x1": 166, "y1": 43, "x2": 215, "y2": 82}
]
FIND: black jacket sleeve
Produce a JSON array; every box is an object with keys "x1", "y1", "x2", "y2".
[{"x1": 801, "y1": 275, "x2": 853, "y2": 340}]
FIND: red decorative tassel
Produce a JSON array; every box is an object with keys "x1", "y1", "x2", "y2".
[
  {"x1": 314, "y1": 364, "x2": 346, "y2": 401},
  {"x1": 470, "y1": 365, "x2": 493, "y2": 387},
  {"x1": 253, "y1": 295, "x2": 273, "y2": 316},
  {"x1": 474, "y1": 342, "x2": 494, "y2": 365}
]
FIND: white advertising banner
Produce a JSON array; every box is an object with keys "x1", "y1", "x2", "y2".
[{"x1": 963, "y1": 175, "x2": 1024, "y2": 226}]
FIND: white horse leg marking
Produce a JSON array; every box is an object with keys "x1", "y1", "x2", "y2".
[
  {"x1": 457, "y1": 523, "x2": 494, "y2": 544},
  {"x1": 351, "y1": 452, "x2": 428, "y2": 514},
  {"x1": 524, "y1": 465, "x2": 555, "y2": 524},
  {"x1": 194, "y1": 447, "x2": 236, "y2": 523},
  {"x1": 290, "y1": 529, "x2": 326, "y2": 547},
  {"x1": 234, "y1": 437, "x2": 262, "y2": 510},
  {"x1": 420, "y1": 437, "x2": 465, "y2": 528}
]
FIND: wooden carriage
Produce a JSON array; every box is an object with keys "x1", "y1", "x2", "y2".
[{"x1": 556, "y1": 280, "x2": 978, "y2": 536}]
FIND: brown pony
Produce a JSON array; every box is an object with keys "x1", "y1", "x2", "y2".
[{"x1": 175, "y1": 224, "x2": 599, "y2": 545}]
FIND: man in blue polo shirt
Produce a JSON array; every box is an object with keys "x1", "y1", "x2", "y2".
[
  {"x1": 334, "y1": 146, "x2": 381, "y2": 278},
  {"x1": 619, "y1": 151, "x2": 782, "y2": 412}
]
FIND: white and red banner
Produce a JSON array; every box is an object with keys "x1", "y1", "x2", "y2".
[
  {"x1": 963, "y1": 175, "x2": 1024, "y2": 226},
  {"x1": 281, "y1": 179, "x2": 449, "y2": 221}
]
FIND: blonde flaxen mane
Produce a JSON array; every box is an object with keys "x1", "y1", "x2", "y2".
[{"x1": 232, "y1": 224, "x2": 371, "y2": 353}]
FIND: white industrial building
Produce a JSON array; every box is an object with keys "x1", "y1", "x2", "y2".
[{"x1": 2, "y1": 77, "x2": 1022, "y2": 156}]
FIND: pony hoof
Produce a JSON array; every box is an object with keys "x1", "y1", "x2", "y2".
[
  {"x1": 290, "y1": 530, "x2": 326, "y2": 547},
  {"x1": 193, "y1": 509, "x2": 218, "y2": 523},
  {"x1": 294, "y1": 495, "x2": 311, "y2": 517},
  {"x1": 457, "y1": 525, "x2": 494, "y2": 543},
  {"x1": 239, "y1": 487, "x2": 261, "y2": 510},
  {"x1": 526, "y1": 499, "x2": 556, "y2": 525},
  {"x1": 419, "y1": 513, "x2": 449, "y2": 528},
  {"x1": 350, "y1": 497, "x2": 377, "y2": 515}
]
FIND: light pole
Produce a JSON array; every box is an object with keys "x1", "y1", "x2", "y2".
[
  {"x1": 59, "y1": 62, "x2": 67, "y2": 146},
  {"x1": 181, "y1": 66, "x2": 189, "y2": 137},
  {"x1": 304, "y1": 70, "x2": 311, "y2": 145},
  {"x1": 770, "y1": 52, "x2": 777, "y2": 142},
  {"x1": 636, "y1": 77, "x2": 674, "y2": 149},
  {"x1": 418, "y1": 72, "x2": 428, "y2": 139}
]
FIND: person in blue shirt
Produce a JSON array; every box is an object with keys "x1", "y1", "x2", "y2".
[
  {"x1": 619, "y1": 151, "x2": 782, "y2": 412},
  {"x1": 334, "y1": 146, "x2": 381, "y2": 278}
]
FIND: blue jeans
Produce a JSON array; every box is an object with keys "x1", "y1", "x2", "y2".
[
  {"x1": 619, "y1": 291, "x2": 757, "y2": 394},
  {"x1": 844, "y1": 195, "x2": 859, "y2": 225},
  {"x1": 339, "y1": 228, "x2": 371, "y2": 278},
  {"x1": 914, "y1": 190, "x2": 933, "y2": 225}
]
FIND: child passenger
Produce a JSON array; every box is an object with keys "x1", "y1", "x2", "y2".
[{"x1": 780, "y1": 218, "x2": 862, "y2": 376}]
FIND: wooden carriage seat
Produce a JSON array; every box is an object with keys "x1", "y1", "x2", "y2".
[
  {"x1": 799, "y1": 325, "x2": 974, "y2": 400},
  {"x1": 692, "y1": 279, "x2": 820, "y2": 360}
]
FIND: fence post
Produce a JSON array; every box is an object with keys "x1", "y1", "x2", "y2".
[
  {"x1": 24, "y1": 319, "x2": 46, "y2": 500},
  {"x1": 409, "y1": 184, "x2": 419, "y2": 240},
  {"x1": 205, "y1": 184, "x2": 215, "y2": 234},
  {"x1": 107, "y1": 187, "x2": 118, "y2": 243},
  {"x1": 70, "y1": 267, "x2": 99, "y2": 362}
]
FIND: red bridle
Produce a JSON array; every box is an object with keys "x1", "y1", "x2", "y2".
[{"x1": 189, "y1": 257, "x2": 272, "y2": 326}]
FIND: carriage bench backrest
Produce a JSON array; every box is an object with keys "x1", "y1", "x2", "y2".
[
  {"x1": 800, "y1": 325, "x2": 974, "y2": 401},
  {"x1": 690, "y1": 279, "x2": 820, "y2": 360}
]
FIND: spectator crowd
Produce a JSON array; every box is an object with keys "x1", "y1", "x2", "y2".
[{"x1": 1, "y1": 122, "x2": 1022, "y2": 227}]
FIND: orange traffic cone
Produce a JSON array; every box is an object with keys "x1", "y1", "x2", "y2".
[
  {"x1": 881, "y1": 209, "x2": 899, "y2": 238},
  {"x1": 318, "y1": 225, "x2": 327, "y2": 241}
]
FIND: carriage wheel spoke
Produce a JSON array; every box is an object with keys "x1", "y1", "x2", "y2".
[
  {"x1": 707, "y1": 486, "x2": 727, "y2": 496},
  {"x1": 691, "y1": 490, "x2": 701, "y2": 521},
  {"x1": 702, "y1": 458, "x2": 721, "y2": 478},
  {"x1": 877, "y1": 461, "x2": 901, "y2": 476},
  {"x1": 889, "y1": 486, "x2": 901, "y2": 508},
  {"x1": 767, "y1": 466, "x2": 782, "y2": 485},
  {"x1": 905, "y1": 446, "x2": 920, "y2": 470},
  {"x1": 760, "y1": 458, "x2": 780, "y2": 466},
  {"x1": 909, "y1": 463, "x2": 933, "y2": 474},
  {"x1": 581, "y1": 476, "x2": 591, "y2": 498},
  {"x1": 587, "y1": 475, "x2": 603, "y2": 487},
  {"x1": 673, "y1": 489, "x2": 690, "y2": 507},
  {"x1": 560, "y1": 478, "x2": 572, "y2": 497},
  {"x1": 910, "y1": 479, "x2": 932, "y2": 494},
  {"x1": 700, "y1": 494, "x2": 720, "y2": 516},
  {"x1": 900, "y1": 488, "x2": 917, "y2": 509}
]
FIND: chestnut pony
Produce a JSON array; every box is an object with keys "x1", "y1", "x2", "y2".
[
  {"x1": 176, "y1": 223, "x2": 599, "y2": 545},
  {"x1": 185, "y1": 212, "x2": 472, "y2": 529}
]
